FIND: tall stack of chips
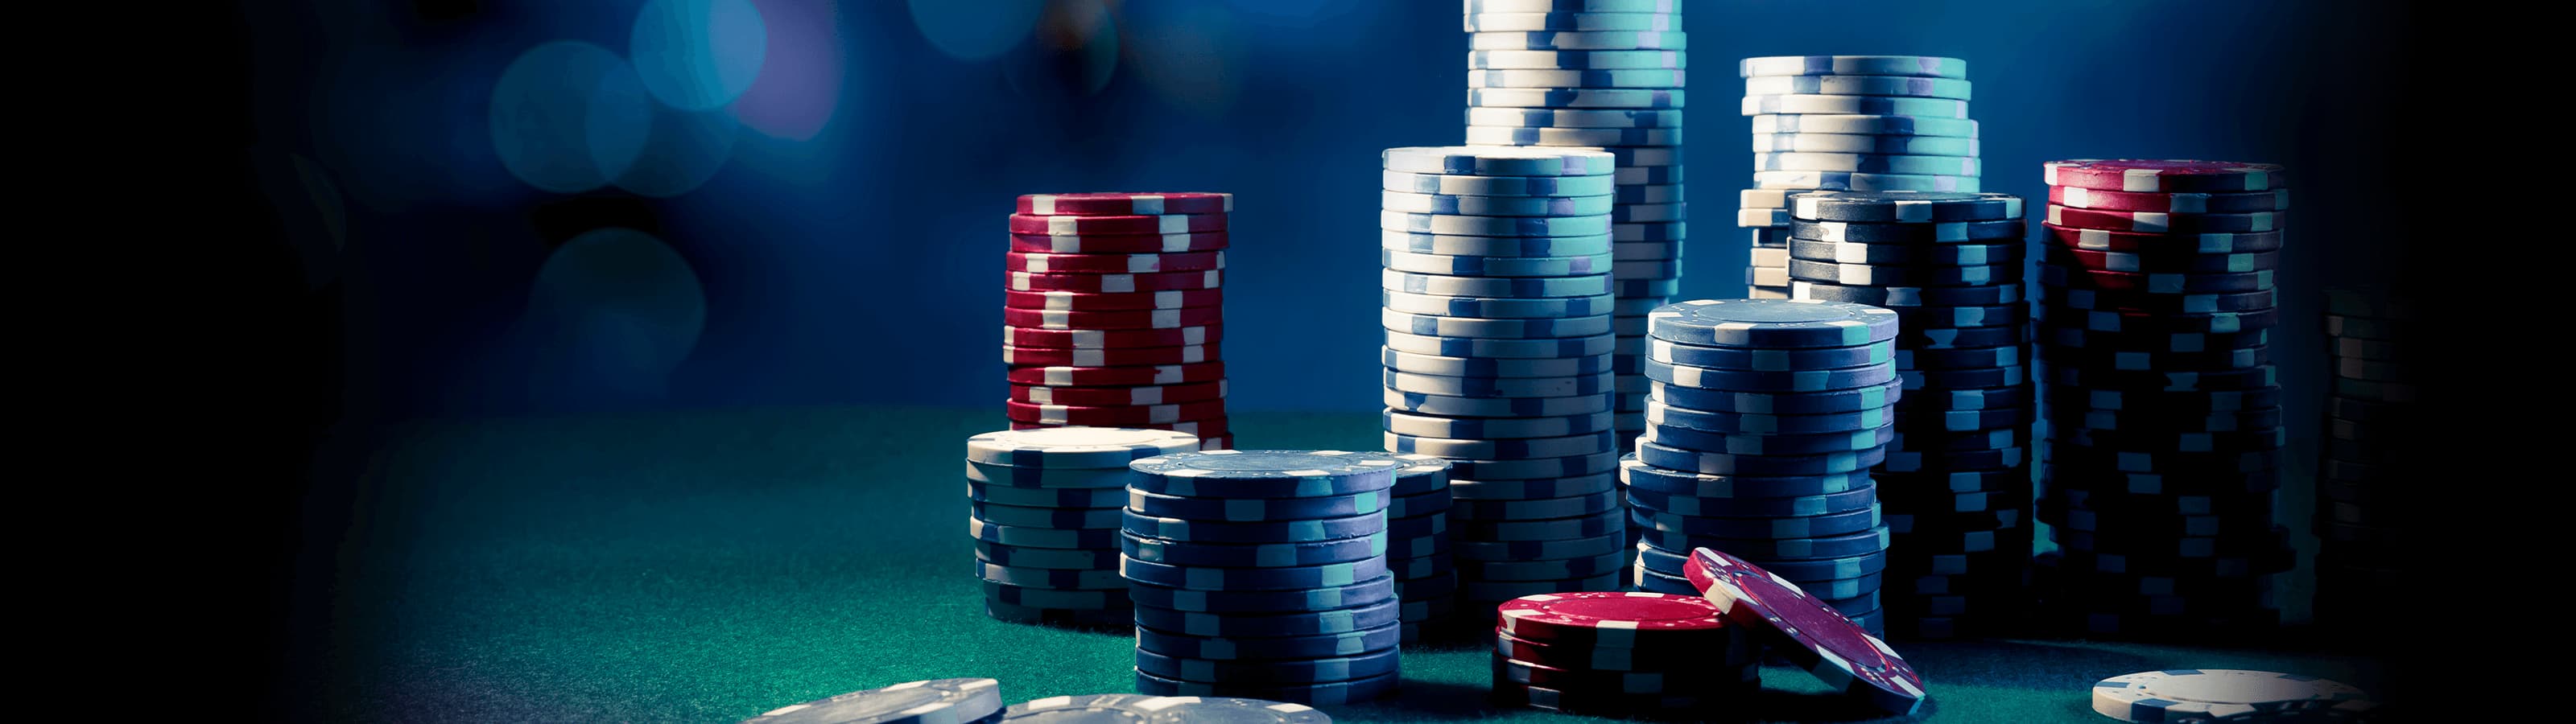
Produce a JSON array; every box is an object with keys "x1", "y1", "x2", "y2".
[
  {"x1": 1461, "y1": 0, "x2": 1688, "y2": 451},
  {"x1": 2032, "y1": 159, "x2": 2293, "y2": 637},
  {"x1": 1357, "y1": 452, "x2": 1459, "y2": 642},
  {"x1": 2312, "y1": 288, "x2": 2411, "y2": 630},
  {"x1": 1738, "y1": 56, "x2": 1979, "y2": 301},
  {"x1": 1782, "y1": 191, "x2": 2033, "y2": 640},
  {"x1": 1121, "y1": 450, "x2": 1404, "y2": 705},
  {"x1": 966, "y1": 427, "x2": 1203, "y2": 626},
  {"x1": 1620, "y1": 298, "x2": 1899, "y2": 637},
  {"x1": 1006, "y1": 193, "x2": 1233, "y2": 450},
  {"x1": 1379, "y1": 146, "x2": 1629, "y2": 621}
]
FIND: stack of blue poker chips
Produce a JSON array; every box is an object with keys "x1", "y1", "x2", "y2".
[
  {"x1": 1617, "y1": 298, "x2": 1902, "y2": 637},
  {"x1": 2308, "y1": 289, "x2": 2412, "y2": 632},
  {"x1": 1461, "y1": 3, "x2": 1688, "y2": 453},
  {"x1": 1121, "y1": 450, "x2": 1407, "y2": 705},
  {"x1": 2031, "y1": 159, "x2": 2295, "y2": 640},
  {"x1": 1339, "y1": 452, "x2": 1456, "y2": 642},
  {"x1": 1779, "y1": 190, "x2": 2033, "y2": 640},
  {"x1": 1380, "y1": 146, "x2": 1631, "y2": 623},
  {"x1": 1736, "y1": 55, "x2": 1979, "y2": 302},
  {"x1": 966, "y1": 427, "x2": 1204, "y2": 627}
]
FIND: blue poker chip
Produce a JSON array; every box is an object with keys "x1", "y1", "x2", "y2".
[
  {"x1": 2039, "y1": 364, "x2": 2276, "y2": 393},
  {"x1": 1881, "y1": 445, "x2": 2025, "y2": 474},
  {"x1": 1629, "y1": 563, "x2": 1700, "y2": 594},
  {"x1": 1647, "y1": 337, "x2": 1893, "y2": 371},
  {"x1": 966, "y1": 459, "x2": 1141, "y2": 489},
  {"x1": 1383, "y1": 146, "x2": 1616, "y2": 177},
  {"x1": 1617, "y1": 456, "x2": 1870, "y2": 498},
  {"x1": 1613, "y1": 279, "x2": 1682, "y2": 299},
  {"x1": 1743, "y1": 93, "x2": 1967, "y2": 117},
  {"x1": 975, "y1": 541, "x2": 1120, "y2": 570},
  {"x1": 2043, "y1": 406, "x2": 2283, "y2": 434},
  {"x1": 1308, "y1": 451, "x2": 1452, "y2": 496},
  {"x1": 1471, "y1": 87, "x2": 1685, "y2": 109},
  {"x1": 967, "y1": 427, "x2": 1203, "y2": 468},
  {"x1": 1382, "y1": 348, "x2": 1614, "y2": 378},
  {"x1": 1793, "y1": 280, "x2": 2025, "y2": 308},
  {"x1": 1126, "y1": 487, "x2": 1388, "y2": 522},
  {"x1": 1120, "y1": 509, "x2": 1385, "y2": 545},
  {"x1": 1451, "y1": 506, "x2": 1624, "y2": 541},
  {"x1": 1897, "y1": 345, "x2": 2022, "y2": 370},
  {"x1": 1899, "y1": 364, "x2": 2025, "y2": 390},
  {"x1": 1890, "y1": 426, "x2": 2030, "y2": 452},
  {"x1": 1383, "y1": 269, "x2": 1611, "y2": 298},
  {"x1": 1649, "y1": 379, "x2": 1902, "y2": 415},
  {"x1": 1382, "y1": 309, "x2": 1614, "y2": 339},
  {"x1": 1379, "y1": 230, "x2": 1613, "y2": 258},
  {"x1": 1447, "y1": 471, "x2": 1620, "y2": 500},
  {"x1": 1385, "y1": 330, "x2": 1617, "y2": 360},
  {"x1": 1458, "y1": 572, "x2": 1625, "y2": 603},
  {"x1": 1634, "y1": 524, "x2": 1890, "y2": 561},
  {"x1": 1641, "y1": 422, "x2": 1893, "y2": 456},
  {"x1": 984, "y1": 580, "x2": 1126, "y2": 611},
  {"x1": 1757, "y1": 133, "x2": 1980, "y2": 156},
  {"x1": 967, "y1": 480, "x2": 1127, "y2": 508},
  {"x1": 1386, "y1": 512, "x2": 1450, "y2": 541},
  {"x1": 1470, "y1": 49, "x2": 1687, "y2": 71},
  {"x1": 1634, "y1": 440, "x2": 1888, "y2": 475},
  {"x1": 968, "y1": 516, "x2": 1121, "y2": 549},
  {"x1": 1132, "y1": 668, "x2": 1401, "y2": 705},
  {"x1": 971, "y1": 500, "x2": 1121, "y2": 529},
  {"x1": 1129, "y1": 450, "x2": 1402, "y2": 498},
  {"x1": 1757, "y1": 170, "x2": 1980, "y2": 193},
  {"x1": 2041, "y1": 386, "x2": 2283, "y2": 415},
  {"x1": 1391, "y1": 559, "x2": 1455, "y2": 585},
  {"x1": 1381, "y1": 290, "x2": 1618, "y2": 319},
  {"x1": 1643, "y1": 358, "x2": 1897, "y2": 392},
  {"x1": 1121, "y1": 555, "x2": 1389, "y2": 592},
  {"x1": 1383, "y1": 369, "x2": 1617, "y2": 397},
  {"x1": 1893, "y1": 323, "x2": 2029, "y2": 349},
  {"x1": 1645, "y1": 399, "x2": 1894, "y2": 434},
  {"x1": 1385, "y1": 389, "x2": 1614, "y2": 418},
  {"x1": 976, "y1": 560, "x2": 1125, "y2": 590},
  {"x1": 1381, "y1": 249, "x2": 1615, "y2": 278},
  {"x1": 1383, "y1": 409, "x2": 1614, "y2": 439},
  {"x1": 1632, "y1": 505, "x2": 1882, "y2": 539},
  {"x1": 1637, "y1": 541, "x2": 1888, "y2": 582},
  {"x1": 1386, "y1": 487, "x2": 1455, "y2": 520},
  {"x1": 1790, "y1": 239, "x2": 2022, "y2": 266},
  {"x1": 744, "y1": 677, "x2": 1005, "y2": 724},
  {"x1": 1446, "y1": 450, "x2": 1620, "y2": 479},
  {"x1": 1135, "y1": 621, "x2": 1404, "y2": 661},
  {"x1": 1126, "y1": 575, "x2": 1394, "y2": 614},
  {"x1": 1647, "y1": 298, "x2": 1899, "y2": 348},
  {"x1": 1449, "y1": 490, "x2": 1621, "y2": 521},
  {"x1": 1909, "y1": 383, "x2": 2032, "y2": 411},
  {"x1": 1456, "y1": 549, "x2": 1629, "y2": 581},
  {"x1": 1134, "y1": 597, "x2": 1405, "y2": 638},
  {"x1": 1382, "y1": 189, "x2": 1617, "y2": 216},
  {"x1": 1121, "y1": 532, "x2": 1387, "y2": 569},
  {"x1": 1387, "y1": 430, "x2": 1620, "y2": 459},
  {"x1": 1452, "y1": 529, "x2": 1629, "y2": 562},
  {"x1": 1134, "y1": 646, "x2": 1401, "y2": 684},
  {"x1": 1381, "y1": 170, "x2": 1622, "y2": 197},
  {"x1": 2042, "y1": 325, "x2": 2273, "y2": 353},
  {"x1": 1626, "y1": 483, "x2": 1877, "y2": 520},
  {"x1": 1749, "y1": 113, "x2": 1976, "y2": 137},
  {"x1": 1896, "y1": 406, "x2": 2033, "y2": 433},
  {"x1": 1740, "y1": 55, "x2": 1964, "y2": 78}
]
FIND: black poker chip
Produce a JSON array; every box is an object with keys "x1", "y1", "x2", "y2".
[
  {"x1": 1792, "y1": 239, "x2": 2024, "y2": 266},
  {"x1": 1794, "y1": 280, "x2": 2025, "y2": 307}
]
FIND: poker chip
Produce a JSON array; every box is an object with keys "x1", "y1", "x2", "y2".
[
  {"x1": 1007, "y1": 269, "x2": 1221, "y2": 294},
  {"x1": 1470, "y1": 49, "x2": 1687, "y2": 70},
  {"x1": 1753, "y1": 170, "x2": 1981, "y2": 192},
  {"x1": 1004, "y1": 289, "x2": 1224, "y2": 311},
  {"x1": 1753, "y1": 132, "x2": 1979, "y2": 156},
  {"x1": 1132, "y1": 670, "x2": 1398, "y2": 705},
  {"x1": 2043, "y1": 159, "x2": 2286, "y2": 193},
  {"x1": 1469, "y1": 68, "x2": 1689, "y2": 91},
  {"x1": 1750, "y1": 113, "x2": 1976, "y2": 137},
  {"x1": 1005, "y1": 251, "x2": 1224, "y2": 275},
  {"x1": 1740, "y1": 55, "x2": 1967, "y2": 79},
  {"x1": 2047, "y1": 204, "x2": 2280, "y2": 234},
  {"x1": 1009, "y1": 212, "x2": 1228, "y2": 237},
  {"x1": 1002, "y1": 325, "x2": 1220, "y2": 350},
  {"x1": 1465, "y1": 11, "x2": 1681, "y2": 32},
  {"x1": 2091, "y1": 669, "x2": 2375, "y2": 722},
  {"x1": 1684, "y1": 548, "x2": 1927, "y2": 714},
  {"x1": 1018, "y1": 192, "x2": 1232, "y2": 216},
  {"x1": 1004, "y1": 306, "x2": 1223, "y2": 331},
  {"x1": 2041, "y1": 224, "x2": 2283, "y2": 253},
  {"x1": 2049, "y1": 185, "x2": 2288, "y2": 213},
  {"x1": 1744, "y1": 74, "x2": 1972, "y2": 99},
  {"x1": 1468, "y1": 31, "x2": 1689, "y2": 51},
  {"x1": 744, "y1": 678, "x2": 1005, "y2": 724},
  {"x1": 1472, "y1": 87, "x2": 1686, "y2": 109},
  {"x1": 999, "y1": 694, "x2": 1330, "y2": 724}
]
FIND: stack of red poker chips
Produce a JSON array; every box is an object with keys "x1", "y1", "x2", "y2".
[
  {"x1": 1005, "y1": 193, "x2": 1235, "y2": 449},
  {"x1": 1488, "y1": 591, "x2": 1761, "y2": 717}
]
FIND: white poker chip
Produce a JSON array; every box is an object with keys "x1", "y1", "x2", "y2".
[{"x1": 2091, "y1": 669, "x2": 2376, "y2": 722}]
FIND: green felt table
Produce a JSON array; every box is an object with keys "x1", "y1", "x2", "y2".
[{"x1": 301, "y1": 406, "x2": 2393, "y2": 722}]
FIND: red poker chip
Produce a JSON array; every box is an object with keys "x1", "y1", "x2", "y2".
[
  {"x1": 1017, "y1": 192, "x2": 1232, "y2": 216},
  {"x1": 1009, "y1": 232, "x2": 1231, "y2": 254},
  {"x1": 1007, "y1": 269, "x2": 1221, "y2": 293},
  {"x1": 2046, "y1": 186, "x2": 2287, "y2": 214},
  {"x1": 1198, "y1": 436, "x2": 1232, "y2": 450},
  {"x1": 1009, "y1": 380, "x2": 1228, "y2": 406},
  {"x1": 1003, "y1": 306, "x2": 1224, "y2": 331},
  {"x1": 1009, "y1": 212, "x2": 1228, "y2": 236},
  {"x1": 1492, "y1": 627, "x2": 1757, "y2": 671},
  {"x1": 1003, "y1": 343, "x2": 1219, "y2": 368},
  {"x1": 2041, "y1": 247, "x2": 2284, "y2": 275},
  {"x1": 1686, "y1": 547, "x2": 1926, "y2": 716},
  {"x1": 1004, "y1": 399, "x2": 1229, "y2": 426},
  {"x1": 1005, "y1": 289, "x2": 1225, "y2": 311},
  {"x1": 1005, "y1": 251, "x2": 1224, "y2": 274},
  {"x1": 1006, "y1": 361, "x2": 1226, "y2": 386},
  {"x1": 2044, "y1": 159, "x2": 2286, "y2": 193},
  {"x1": 1495, "y1": 655, "x2": 1758, "y2": 693},
  {"x1": 1009, "y1": 418, "x2": 1229, "y2": 439},
  {"x1": 1496, "y1": 592, "x2": 1730, "y2": 647},
  {"x1": 2046, "y1": 204, "x2": 2281, "y2": 234},
  {"x1": 1001, "y1": 324, "x2": 1221, "y2": 349},
  {"x1": 2041, "y1": 224, "x2": 2284, "y2": 254}
]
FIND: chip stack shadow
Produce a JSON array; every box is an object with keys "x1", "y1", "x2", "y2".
[
  {"x1": 968, "y1": 427, "x2": 1203, "y2": 627},
  {"x1": 1006, "y1": 193, "x2": 1234, "y2": 449},
  {"x1": 2031, "y1": 159, "x2": 2293, "y2": 638},
  {"x1": 1621, "y1": 298, "x2": 1901, "y2": 637},
  {"x1": 1737, "y1": 55, "x2": 1979, "y2": 301},
  {"x1": 1461, "y1": 0, "x2": 1687, "y2": 454},
  {"x1": 1782, "y1": 191, "x2": 2033, "y2": 640},
  {"x1": 1379, "y1": 146, "x2": 1628, "y2": 624},
  {"x1": 2311, "y1": 288, "x2": 2413, "y2": 631},
  {"x1": 1121, "y1": 450, "x2": 1405, "y2": 705}
]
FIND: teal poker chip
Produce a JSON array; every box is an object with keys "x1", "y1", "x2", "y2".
[
  {"x1": 1135, "y1": 621, "x2": 1403, "y2": 661},
  {"x1": 1129, "y1": 450, "x2": 1402, "y2": 498},
  {"x1": 1126, "y1": 487, "x2": 1387, "y2": 522},
  {"x1": 1126, "y1": 576, "x2": 1394, "y2": 614},
  {"x1": 1121, "y1": 555, "x2": 1389, "y2": 592},
  {"x1": 1647, "y1": 337, "x2": 1893, "y2": 371},
  {"x1": 1633, "y1": 440, "x2": 1888, "y2": 475},
  {"x1": 1643, "y1": 357, "x2": 1897, "y2": 392},
  {"x1": 1120, "y1": 532, "x2": 1388, "y2": 569},
  {"x1": 1647, "y1": 298, "x2": 1898, "y2": 348},
  {"x1": 1120, "y1": 509, "x2": 1385, "y2": 545},
  {"x1": 1617, "y1": 456, "x2": 1870, "y2": 498},
  {"x1": 1133, "y1": 647, "x2": 1400, "y2": 684},
  {"x1": 1649, "y1": 379, "x2": 1902, "y2": 415},
  {"x1": 1384, "y1": 146, "x2": 1616, "y2": 176},
  {"x1": 1740, "y1": 55, "x2": 1967, "y2": 79}
]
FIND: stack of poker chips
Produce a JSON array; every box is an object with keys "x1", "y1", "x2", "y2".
[
  {"x1": 1620, "y1": 298, "x2": 1899, "y2": 637},
  {"x1": 1736, "y1": 55, "x2": 1979, "y2": 301},
  {"x1": 1461, "y1": 1, "x2": 1687, "y2": 451},
  {"x1": 2032, "y1": 159, "x2": 2293, "y2": 637},
  {"x1": 1489, "y1": 591, "x2": 1760, "y2": 717},
  {"x1": 1005, "y1": 193, "x2": 1233, "y2": 450},
  {"x1": 1781, "y1": 191, "x2": 2033, "y2": 640},
  {"x1": 966, "y1": 427, "x2": 1203, "y2": 626},
  {"x1": 1364, "y1": 452, "x2": 1459, "y2": 642},
  {"x1": 2311, "y1": 288, "x2": 2412, "y2": 631},
  {"x1": 1121, "y1": 450, "x2": 1405, "y2": 705}
]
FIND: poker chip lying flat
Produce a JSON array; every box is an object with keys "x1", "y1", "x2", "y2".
[
  {"x1": 1497, "y1": 591, "x2": 1734, "y2": 646},
  {"x1": 1017, "y1": 192, "x2": 1232, "y2": 216},
  {"x1": 999, "y1": 693, "x2": 1331, "y2": 723},
  {"x1": 1468, "y1": 30, "x2": 1689, "y2": 51},
  {"x1": 1684, "y1": 547, "x2": 1926, "y2": 715},
  {"x1": 1384, "y1": 146, "x2": 1617, "y2": 176},
  {"x1": 1647, "y1": 298, "x2": 1900, "y2": 348},
  {"x1": 2049, "y1": 186, "x2": 2288, "y2": 213},
  {"x1": 968, "y1": 428, "x2": 1204, "y2": 468},
  {"x1": 1009, "y1": 232, "x2": 1229, "y2": 254},
  {"x1": 1740, "y1": 55, "x2": 1967, "y2": 79},
  {"x1": 2091, "y1": 669, "x2": 2376, "y2": 722},
  {"x1": 1754, "y1": 170, "x2": 1980, "y2": 192},
  {"x1": 2043, "y1": 159, "x2": 2287, "y2": 193},
  {"x1": 743, "y1": 677, "x2": 1004, "y2": 724},
  {"x1": 1470, "y1": 49, "x2": 1688, "y2": 70},
  {"x1": 1750, "y1": 113, "x2": 1977, "y2": 137}
]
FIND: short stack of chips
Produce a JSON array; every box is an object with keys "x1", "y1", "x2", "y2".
[
  {"x1": 1490, "y1": 591, "x2": 1760, "y2": 717},
  {"x1": 1120, "y1": 450, "x2": 1405, "y2": 705},
  {"x1": 1365, "y1": 452, "x2": 1459, "y2": 642},
  {"x1": 2312, "y1": 288, "x2": 2413, "y2": 631},
  {"x1": 1737, "y1": 55, "x2": 1979, "y2": 301},
  {"x1": 967, "y1": 427, "x2": 1203, "y2": 627},
  {"x1": 2032, "y1": 159, "x2": 2293, "y2": 637},
  {"x1": 1379, "y1": 146, "x2": 1629, "y2": 617},
  {"x1": 1620, "y1": 298, "x2": 1899, "y2": 636},
  {"x1": 1783, "y1": 191, "x2": 2033, "y2": 640},
  {"x1": 1461, "y1": 0, "x2": 1687, "y2": 451},
  {"x1": 1007, "y1": 193, "x2": 1234, "y2": 450}
]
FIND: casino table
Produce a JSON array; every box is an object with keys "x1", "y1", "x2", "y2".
[{"x1": 292, "y1": 405, "x2": 2397, "y2": 722}]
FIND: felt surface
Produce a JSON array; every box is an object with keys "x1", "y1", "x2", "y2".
[{"x1": 295, "y1": 405, "x2": 2383, "y2": 722}]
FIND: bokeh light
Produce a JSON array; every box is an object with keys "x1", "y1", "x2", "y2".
[
  {"x1": 489, "y1": 41, "x2": 654, "y2": 194},
  {"x1": 524, "y1": 228, "x2": 708, "y2": 393},
  {"x1": 907, "y1": 0, "x2": 1045, "y2": 60},
  {"x1": 630, "y1": 0, "x2": 769, "y2": 111},
  {"x1": 728, "y1": 0, "x2": 843, "y2": 141},
  {"x1": 611, "y1": 104, "x2": 741, "y2": 198},
  {"x1": 1005, "y1": 0, "x2": 1120, "y2": 101}
]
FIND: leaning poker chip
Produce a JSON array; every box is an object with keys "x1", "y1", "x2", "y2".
[
  {"x1": 1642, "y1": 357, "x2": 1897, "y2": 392},
  {"x1": 2046, "y1": 205, "x2": 2280, "y2": 234},
  {"x1": 1018, "y1": 192, "x2": 1232, "y2": 216},
  {"x1": 1467, "y1": 68, "x2": 1690, "y2": 89},
  {"x1": 1383, "y1": 146, "x2": 1616, "y2": 176},
  {"x1": 2048, "y1": 186, "x2": 2288, "y2": 213},
  {"x1": 1647, "y1": 298, "x2": 1900, "y2": 348},
  {"x1": 1756, "y1": 132, "x2": 1979, "y2": 156},
  {"x1": 1005, "y1": 250, "x2": 1224, "y2": 274},
  {"x1": 1789, "y1": 190, "x2": 2021, "y2": 223},
  {"x1": 1468, "y1": 30, "x2": 1688, "y2": 51},
  {"x1": 1464, "y1": 11, "x2": 1681, "y2": 32},
  {"x1": 2044, "y1": 159, "x2": 2287, "y2": 193},
  {"x1": 1005, "y1": 289, "x2": 1224, "y2": 311},
  {"x1": 2042, "y1": 246, "x2": 2281, "y2": 274},
  {"x1": 1792, "y1": 280, "x2": 2022, "y2": 307},
  {"x1": 1005, "y1": 306, "x2": 1221, "y2": 331},
  {"x1": 1754, "y1": 170, "x2": 1981, "y2": 192},
  {"x1": 1002, "y1": 344, "x2": 1216, "y2": 368},
  {"x1": 1009, "y1": 213, "x2": 1227, "y2": 236},
  {"x1": 1792, "y1": 218, "x2": 2022, "y2": 244},
  {"x1": 1682, "y1": 548, "x2": 1926, "y2": 715},
  {"x1": 1009, "y1": 232, "x2": 1228, "y2": 254},
  {"x1": 1131, "y1": 669, "x2": 1399, "y2": 705},
  {"x1": 1383, "y1": 231, "x2": 1614, "y2": 257},
  {"x1": 1380, "y1": 210, "x2": 1612, "y2": 237},
  {"x1": 1003, "y1": 325, "x2": 1218, "y2": 349},
  {"x1": 2092, "y1": 669, "x2": 2375, "y2": 722},
  {"x1": 1743, "y1": 74, "x2": 1973, "y2": 100},
  {"x1": 1648, "y1": 378, "x2": 1901, "y2": 415},
  {"x1": 968, "y1": 427, "x2": 1203, "y2": 468},
  {"x1": 743, "y1": 677, "x2": 1005, "y2": 724},
  {"x1": 1790, "y1": 259, "x2": 2014, "y2": 287},
  {"x1": 2039, "y1": 265, "x2": 2274, "y2": 294},
  {"x1": 1382, "y1": 170, "x2": 1620, "y2": 198},
  {"x1": 1381, "y1": 190, "x2": 1616, "y2": 216},
  {"x1": 1470, "y1": 87, "x2": 1686, "y2": 109},
  {"x1": 1744, "y1": 93, "x2": 1968, "y2": 118},
  {"x1": 1471, "y1": 48, "x2": 1687, "y2": 70},
  {"x1": 1007, "y1": 269, "x2": 1221, "y2": 293},
  {"x1": 1648, "y1": 337, "x2": 1893, "y2": 370},
  {"x1": 1740, "y1": 55, "x2": 1967, "y2": 79},
  {"x1": 999, "y1": 694, "x2": 1331, "y2": 723},
  {"x1": 1750, "y1": 113, "x2": 1977, "y2": 137}
]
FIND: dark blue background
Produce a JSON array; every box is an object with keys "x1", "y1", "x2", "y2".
[{"x1": 237, "y1": 0, "x2": 2410, "y2": 422}]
